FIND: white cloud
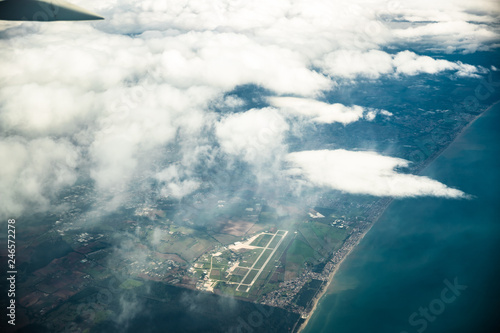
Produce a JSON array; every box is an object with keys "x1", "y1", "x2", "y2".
[
  {"x1": 392, "y1": 21, "x2": 498, "y2": 53},
  {"x1": 156, "y1": 32, "x2": 331, "y2": 96},
  {"x1": 318, "y1": 50, "x2": 394, "y2": 79},
  {"x1": 0, "y1": 137, "x2": 79, "y2": 218},
  {"x1": 364, "y1": 110, "x2": 377, "y2": 121},
  {"x1": 161, "y1": 180, "x2": 201, "y2": 199},
  {"x1": 393, "y1": 51, "x2": 456, "y2": 75},
  {"x1": 319, "y1": 50, "x2": 482, "y2": 79},
  {"x1": 286, "y1": 150, "x2": 467, "y2": 198},
  {"x1": 393, "y1": 51, "x2": 480, "y2": 77},
  {"x1": 155, "y1": 165, "x2": 201, "y2": 199},
  {"x1": 216, "y1": 107, "x2": 289, "y2": 164},
  {"x1": 269, "y1": 97, "x2": 366, "y2": 125},
  {"x1": 269, "y1": 97, "x2": 391, "y2": 125},
  {"x1": 380, "y1": 110, "x2": 393, "y2": 117},
  {"x1": 0, "y1": 83, "x2": 99, "y2": 137}
]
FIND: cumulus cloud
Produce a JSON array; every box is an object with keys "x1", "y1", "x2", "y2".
[
  {"x1": 269, "y1": 96, "x2": 391, "y2": 125},
  {"x1": 156, "y1": 165, "x2": 201, "y2": 199},
  {"x1": 269, "y1": 97, "x2": 367, "y2": 124},
  {"x1": 216, "y1": 107, "x2": 289, "y2": 164},
  {"x1": 392, "y1": 21, "x2": 499, "y2": 54},
  {"x1": 319, "y1": 50, "x2": 483, "y2": 79},
  {"x1": 286, "y1": 150, "x2": 467, "y2": 198},
  {"x1": 393, "y1": 51, "x2": 482, "y2": 77},
  {"x1": 318, "y1": 50, "x2": 394, "y2": 79},
  {"x1": 0, "y1": 137, "x2": 79, "y2": 218},
  {"x1": 157, "y1": 32, "x2": 332, "y2": 96}
]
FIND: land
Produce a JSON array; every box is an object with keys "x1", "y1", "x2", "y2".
[
  {"x1": 1, "y1": 183, "x2": 380, "y2": 332},
  {"x1": 2, "y1": 71, "x2": 499, "y2": 332},
  {"x1": 4, "y1": 188, "x2": 388, "y2": 332}
]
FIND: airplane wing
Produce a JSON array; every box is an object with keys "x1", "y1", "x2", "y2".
[{"x1": 0, "y1": 0, "x2": 103, "y2": 21}]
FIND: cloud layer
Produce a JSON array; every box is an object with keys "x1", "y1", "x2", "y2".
[{"x1": 1, "y1": 0, "x2": 498, "y2": 218}]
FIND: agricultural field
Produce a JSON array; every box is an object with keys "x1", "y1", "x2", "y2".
[
  {"x1": 254, "y1": 249, "x2": 273, "y2": 269},
  {"x1": 299, "y1": 221, "x2": 349, "y2": 256},
  {"x1": 250, "y1": 233, "x2": 273, "y2": 247},
  {"x1": 241, "y1": 269, "x2": 259, "y2": 285},
  {"x1": 239, "y1": 248, "x2": 264, "y2": 267},
  {"x1": 284, "y1": 221, "x2": 350, "y2": 279},
  {"x1": 285, "y1": 239, "x2": 315, "y2": 280},
  {"x1": 149, "y1": 227, "x2": 217, "y2": 262},
  {"x1": 119, "y1": 279, "x2": 144, "y2": 290},
  {"x1": 268, "y1": 234, "x2": 283, "y2": 248}
]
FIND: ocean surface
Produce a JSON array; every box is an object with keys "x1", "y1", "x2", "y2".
[{"x1": 303, "y1": 102, "x2": 500, "y2": 333}]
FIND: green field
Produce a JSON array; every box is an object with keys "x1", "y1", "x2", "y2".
[
  {"x1": 253, "y1": 249, "x2": 273, "y2": 269},
  {"x1": 284, "y1": 238, "x2": 315, "y2": 279},
  {"x1": 300, "y1": 221, "x2": 349, "y2": 256},
  {"x1": 169, "y1": 225, "x2": 197, "y2": 235},
  {"x1": 119, "y1": 279, "x2": 143, "y2": 289},
  {"x1": 299, "y1": 224, "x2": 323, "y2": 252},
  {"x1": 210, "y1": 233, "x2": 241, "y2": 245},
  {"x1": 239, "y1": 248, "x2": 263, "y2": 267},
  {"x1": 250, "y1": 234, "x2": 273, "y2": 247},
  {"x1": 280, "y1": 222, "x2": 350, "y2": 279},
  {"x1": 210, "y1": 269, "x2": 221, "y2": 279},
  {"x1": 242, "y1": 269, "x2": 259, "y2": 285},
  {"x1": 286, "y1": 239, "x2": 315, "y2": 264},
  {"x1": 83, "y1": 266, "x2": 109, "y2": 279},
  {"x1": 267, "y1": 234, "x2": 282, "y2": 249},
  {"x1": 229, "y1": 275, "x2": 244, "y2": 283},
  {"x1": 216, "y1": 282, "x2": 238, "y2": 296},
  {"x1": 233, "y1": 267, "x2": 250, "y2": 276},
  {"x1": 155, "y1": 233, "x2": 215, "y2": 262}
]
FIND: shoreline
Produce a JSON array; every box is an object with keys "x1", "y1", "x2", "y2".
[
  {"x1": 296, "y1": 198, "x2": 392, "y2": 333},
  {"x1": 295, "y1": 99, "x2": 500, "y2": 333},
  {"x1": 417, "y1": 100, "x2": 500, "y2": 176}
]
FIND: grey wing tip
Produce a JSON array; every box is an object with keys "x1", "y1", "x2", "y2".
[{"x1": 0, "y1": 0, "x2": 105, "y2": 22}]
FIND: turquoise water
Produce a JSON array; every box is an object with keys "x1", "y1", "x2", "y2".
[{"x1": 303, "y1": 102, "x2": 500, "y2": 333}]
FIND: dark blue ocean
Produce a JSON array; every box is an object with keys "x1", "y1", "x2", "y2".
[{"x1": 303, "y1": 102, "x2": 500, "y2": 333}]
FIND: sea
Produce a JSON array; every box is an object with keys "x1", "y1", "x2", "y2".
[{"x1": 302, "y1": 101, "x2": 500, "y2": 333}]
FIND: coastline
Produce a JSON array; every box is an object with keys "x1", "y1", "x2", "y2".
[
  {"x1": 296, "y1": 198, "x2": 392, "y2": 333},
  {"x1": 296, "y1": 229, "x2": 368, "y2": 332},
  {"x1": 295, "y1": 99, "x2": 500, "y2": 333},
  {"x1": 417, "y1": 100, "x2": 500, "y2": 175}
]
